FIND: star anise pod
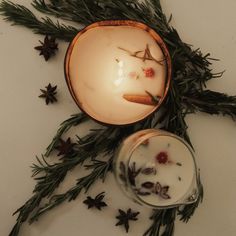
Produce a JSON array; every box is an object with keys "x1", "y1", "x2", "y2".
[
  {"x1": 55, "y1": 138, "x2": 75, "y2": 157},
  {"x1": 115, "y1": 208, "x2": 140, "y2": 233},
  {"x1": 35, "y1": 35, "x2": 58, "y2": 61},
  {"x1": 83, "y1": 192, "x2": 107, "y2": 210},
  {"x1": 39, "y1": 83, "x2": 57, "y2": 105}
]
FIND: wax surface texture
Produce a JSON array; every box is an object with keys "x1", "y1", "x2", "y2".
[
  {"x1": 69, "y1": 26, "x2": 166, "y2": 124},
  {"x1": 129, "y1": 135, "x2": 195, "y2": 207}
]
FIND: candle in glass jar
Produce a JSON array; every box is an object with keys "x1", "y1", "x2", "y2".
[
  {"x1": 115, "y1": 130, "x2": 199, "y2": 208},
  {"x1": 65, "y1": 21, "x2": 171, "y2": 125}
]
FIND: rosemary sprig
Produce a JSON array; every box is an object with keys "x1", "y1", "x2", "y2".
[
  {"x1": 1, "y1": 0, "x2": 235, "y2": 236},
  {"x1": 178, "y1": 174, "x2": 204, "y2": 222},
  {"x1": 0, "y1": 1, "x2": 78, "y2": 41},
  {"x1": 32, "y1": 0, "x2": 99, "y2": 24},
  {"x1": 144, "y1": 208, "x2": 176, "y2": 236},
  {"x1": 183, "y1": 90, "x2": 236, "y2": 120},
  {"x1": 10, "y1": 151, "x2": 90, "y2": 236},
  {"x1": 45, "y1": 113, "x2": 88, "y2": 156},
  {"x1": 29, "y1": 158, "x2": 112, "y2": 223},
  {"x1": 9, "y1": 125, "x2": 133, "y2": 236}
]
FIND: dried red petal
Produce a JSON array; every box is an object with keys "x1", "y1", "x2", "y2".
[
  {"x1": 156, "y1": 151, "x2": 168, "y2": 164},
  {"x1": 143, "y1": 67, "x2": 155, "y2": 78}
]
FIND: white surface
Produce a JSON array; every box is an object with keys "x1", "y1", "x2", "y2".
[{"x1": 0, "y1": 0, "x2": 236, "y2": 236}]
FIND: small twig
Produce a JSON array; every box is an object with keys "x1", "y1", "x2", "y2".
[{"x1": 118, "y1": 44, "x2": 165, "y2": 65}]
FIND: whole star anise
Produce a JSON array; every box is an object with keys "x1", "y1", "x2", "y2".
[
  {"x1": 55, "y1": 138, "x2": 75, "y2": 157},
  {"x1": 115, "y1": 208, "x2": 140, "y2": 233},
  {"x1": 39, "y1": 83, "x2": 57, "y2": 105},
  {"x1": 83, "y1": 192, "x2": 107, "y2": 210},
  {"x1": 35, "y1": 35, "x2": 58, "y2": 61}
]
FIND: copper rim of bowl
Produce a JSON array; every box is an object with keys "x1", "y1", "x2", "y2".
[{"x1": 64, "y1": 20, "x2": 172, "y2": 126}]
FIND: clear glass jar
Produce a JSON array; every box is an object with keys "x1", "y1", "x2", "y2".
[{"x1": 114, "y1": 129, "x2": 199, "y2": 209}]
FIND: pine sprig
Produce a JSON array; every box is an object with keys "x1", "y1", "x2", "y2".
[{"x1": 0, "y1": 0, "x2": 78, "y2": 41}]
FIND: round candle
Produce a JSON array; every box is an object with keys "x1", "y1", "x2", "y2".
[
  {"x1": 65, "y1": 21, "x2": 171, "y2": 125},
  {"x1": 114, "y1": 130, "x2": 198, "y2": 208}
]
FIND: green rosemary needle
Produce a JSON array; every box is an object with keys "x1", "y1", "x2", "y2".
[{"x1": 1, "y1": 1, "x2": 236, "y2": 236}]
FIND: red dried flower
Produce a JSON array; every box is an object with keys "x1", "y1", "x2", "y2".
[
  {"x1": 143, "y1": 67, "x2": 155, "y2": 78},
  {"x1": 156, "y1": 152, "x2": 168, "y2": 164}
]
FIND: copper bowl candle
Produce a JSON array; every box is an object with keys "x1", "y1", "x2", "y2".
[
  {"x1": 65, "y1": 20, "x2": 172, "y2": 125},
  {"x1": 114, "y1": 129, "x2": 199, "y2": 208}
]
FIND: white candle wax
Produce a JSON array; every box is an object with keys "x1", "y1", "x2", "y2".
[
  {"x1": 129, "y1": 135, "x2": 196, "y2": 207},
  {"x1": 115, "y1": 130, "x2": 198, "y2": 208},
  {"x1": 68, "y1": 25, "x2": 167, "y2": 125}
]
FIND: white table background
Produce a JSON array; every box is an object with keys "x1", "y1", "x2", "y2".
[{"x1": 1, "y1": 0, "x2": 236, "y2": 235}]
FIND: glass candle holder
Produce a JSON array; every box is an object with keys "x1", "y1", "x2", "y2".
[
  {"x1": 65, "y1": 20, "x2": 171, "y2": 126},
  {"x1": 114, "y1": 129, "x2": 199, "y2": 209}
]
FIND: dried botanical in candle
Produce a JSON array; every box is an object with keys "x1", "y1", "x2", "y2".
[
  {"x1": 141, "y1": 167, "x2": 157, "y2": 175},
  {"x1": 128, "y1": 162, "x2": 141, "y2": 186},
  {"x1": 141, "y1": 182, "x2": 155, "y2": 189},
  {"x1": 152, "y1": 182, "x2": 171, "y2": 199},
  {"x1": 156, "y1": 151, "x2": 168, "y2": 164},
  {"x1": 115, "y1": 129, "x2": 198, "y2": 208},
  {"x1": 143, "y1": 67, "x2": 155, "y2": 78}
]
